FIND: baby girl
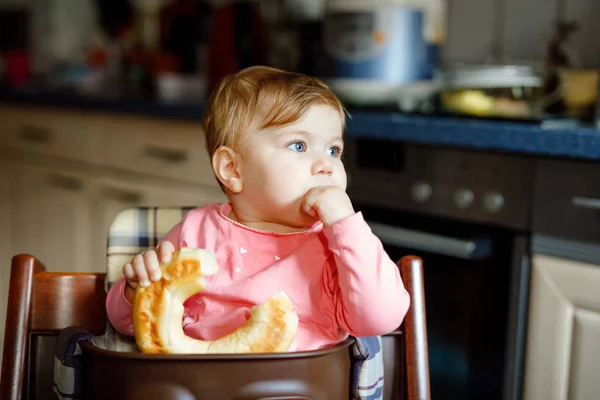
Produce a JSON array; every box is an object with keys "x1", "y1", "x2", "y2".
[{"x1": 106, "y1": 66, "x2": 410, "y2": 351}]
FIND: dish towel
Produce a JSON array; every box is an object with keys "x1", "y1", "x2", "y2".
[
  {"x1": 52, "y1": 327, "x2": 384, "y2": 400},
  {"x1": 352, "y1": 336, "x2": 385, "y2": 400},
  {"x1": 53, "y1": 326, "x2": 95, "y2": 400}
]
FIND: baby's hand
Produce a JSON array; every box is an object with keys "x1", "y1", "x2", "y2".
[
  {"x1": 122, "y1": 241, "x2": 175, "y2": 302},
  {"x1": 302, "y1": 186, "x2": 355, "y2": 226}
]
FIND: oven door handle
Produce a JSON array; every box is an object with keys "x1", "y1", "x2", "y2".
[{"x1": 367, "y1": 221, "x2": 492, "y2": 260}]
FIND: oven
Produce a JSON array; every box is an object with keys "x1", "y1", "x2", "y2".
[{"x1": 344, "y1": 138, "x2": 535, "y2": 400}]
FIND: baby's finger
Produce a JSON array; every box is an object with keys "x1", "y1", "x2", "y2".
[
  {"x1": 302, "y1": 187, "x2": 321, "y2": 216},
  {"x1": 132, "y1": 254, "x2": 150, "y2": 287},
  {"x1": 123, "y1": 262, "x2": 136, "y2": 281},
  {"x1": 158, "y1": 241, "x2": 175, "y2": 263},
  {"x1": 143, "y1": 250, "x2": 162, "y2": 282}
]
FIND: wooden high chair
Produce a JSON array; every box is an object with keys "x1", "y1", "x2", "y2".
[{"x1": 1, "y1": 253, "x2": 429, "y2": 399}]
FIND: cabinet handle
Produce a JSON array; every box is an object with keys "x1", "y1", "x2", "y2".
[
  {"x1": 48, "y1": 174, "x2": 83, "y2": 191},
  {"x1": 572, "y1": 196, "x2": 600, "y2": 210},
  {"x1": 19, "y1": 125, "x2": 52, "y2": 143},
  {"x1": 143, "y1": 145, "x2": 188, "y2": 164},
  {"x1": 101, "y1": 187, "x2": 143, "y2": 203}
]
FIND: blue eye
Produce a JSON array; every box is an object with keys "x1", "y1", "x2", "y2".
[
  {"x1": 287, "y1": 141, "x2": 306, "y2": 152},
  {"x1": 327, "y1": 146, "x2": 342, "y2": 157}
]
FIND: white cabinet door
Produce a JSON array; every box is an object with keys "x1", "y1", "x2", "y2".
[
  {"x1": 90, "y1": 176, "x2": 227, "y2": 273},
  {"x1": 102, "y1": 116, "x2": 219, "y2": 188},
  {"x1": 0, "y1": 106, "x2": 105, "y2": 165},
  {"x1": 8, "y1": 163, "x2": 95, "y2": 273},
  {"x1": 524, "y1": 254, "x2": 600, "y2": 400}
]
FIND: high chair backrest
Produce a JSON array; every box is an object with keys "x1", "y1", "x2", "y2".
[
  {"x1": 0, "y1": 255, "x2": 106, "y2": 400},
  {"x1": 1, "y1": 206, "x2": 430, "y2": 400}
]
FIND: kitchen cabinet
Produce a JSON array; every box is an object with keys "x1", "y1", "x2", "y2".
[
  {"x1": 8, "y1": 162, "x2": 96, "y2": 273},
  {"x1": 526, "y1": 158, "x2": 600, "y2": 399},
  {"x1": 102, "y1": 116, "x2": 217, "y2": 187},
  {"x1": 0, "y1": 106, "x2": 105, "y2": 165},
  {"x1": 524, "y1": 254, "x2": 600, "y2": 400},
  {"x1": 0, "y1": 105, "x2": 226, "y2": 366}
]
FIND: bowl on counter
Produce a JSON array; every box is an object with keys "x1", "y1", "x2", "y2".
[{"x1": 438, "y1": 64, "x2": 548, "y2": 120}]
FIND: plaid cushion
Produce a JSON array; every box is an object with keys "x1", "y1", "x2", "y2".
[
  {"x1": 102, "y1": 206, "x2": 193, "y2": 353},
  {"x1": 105, "y1": 207, "x2": 193, "y2": 293}
]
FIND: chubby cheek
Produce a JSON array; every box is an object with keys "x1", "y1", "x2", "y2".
[
  {"x1": 339, "y1": 175, "x2": 348, "y2": 191},
  {"x1": 335, "y1": 164, "x2": 348, "y2": 190},
  {"x1": 263, "y1": 168, "x2": 307, "y2": 201}
]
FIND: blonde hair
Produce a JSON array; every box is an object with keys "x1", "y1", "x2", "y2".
[{"x1": 203, "y1": 66, "x2": 346, "y2": 159}]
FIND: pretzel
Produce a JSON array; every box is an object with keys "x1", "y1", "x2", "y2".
[{"x1": 132, "y1": 247, "x2": 298, "y2": 354}]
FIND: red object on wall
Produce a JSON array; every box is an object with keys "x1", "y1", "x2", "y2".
[
  {"x1": 206, "y1": 2, "x2": 268, "y2": 93},
  {"x1": 3, "y1": 50, "x2": 30, "y2": 88}
]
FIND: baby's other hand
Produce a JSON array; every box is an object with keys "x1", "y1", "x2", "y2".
[{"x1": 302, "y1": 186, "x2": 355, "y2": 226}]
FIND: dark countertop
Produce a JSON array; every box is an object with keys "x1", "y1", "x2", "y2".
[
  {"x1": 347, "y1": 110, "x2": 600, "y2": 161},
  {"x1": 2, "y1": 90, "x2": 600, "y2": 161}
]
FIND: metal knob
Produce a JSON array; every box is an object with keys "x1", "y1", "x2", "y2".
[
  {"x1": 484, "y1": 191, "x2": 505, "y2": 213},
  {"x1": 454, "y1": 188, "x2": 474, "y2": 209},
  {"x1": 411, "y1": 181, "x2": 432, "y2": 203}
]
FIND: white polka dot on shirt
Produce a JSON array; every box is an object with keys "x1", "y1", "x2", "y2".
[
  {"x1": 240, "y1": 247, "x2": 247, "y2": 254},
  {"x1": 235, "y1": 267, "x2": 242, "y2": 272},
  {"x1": 275, "y1": 255, "x2": 280, "y2": 261}
]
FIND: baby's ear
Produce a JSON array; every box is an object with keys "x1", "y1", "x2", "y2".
[{"x1": 212, "y1": 146, "x2": 243, "y2": 193}]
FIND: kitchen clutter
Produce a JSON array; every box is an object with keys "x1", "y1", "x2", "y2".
[
  {"x1": 321, "y1": 0, "x2": 445, "y2": 109},
  {"x1": 0, "y1": 0, "x2": 597, "y2": 124},
  {"x1": 318, "y1": 0, "x2": 598, "y2": 123}
]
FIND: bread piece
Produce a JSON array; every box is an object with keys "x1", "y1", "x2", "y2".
[{"x1": 132, "y1": 247, "x2": 298, "y2": 354}]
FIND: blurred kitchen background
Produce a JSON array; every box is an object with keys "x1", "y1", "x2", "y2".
[
  {"x1": 0, "y1": 0, "x2": 598, "y2": 121},
  {"x1": 1, "y1": 1, "x2": 600, "y2": 400}
]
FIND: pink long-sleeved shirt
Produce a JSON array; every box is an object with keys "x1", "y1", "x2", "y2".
[{"x1": 106, "y1": 203, "x2": 410, "y2": 351}]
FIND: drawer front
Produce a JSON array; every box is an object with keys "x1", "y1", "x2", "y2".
[
  {"x1": 533, "y1": 159, "x2": 600, "y2": 244},
  {"x1": 103, "y1": 117, "x2": 219, "y2": 187},
  {"x1": 0, "y1": 106, "x2": 103, "y2": 164}
]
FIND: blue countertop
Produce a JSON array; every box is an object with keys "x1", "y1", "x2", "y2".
[
  {"x1": 2, "y1": 90, "x2": 600, "y2": 161},
  {"x1": 346, "y1": 110, "x2": 600, "y2": 161}
]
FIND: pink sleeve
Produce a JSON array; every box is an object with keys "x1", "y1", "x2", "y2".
[
  {"x1": 322, "y1": 212, "x2": 410, "y2": 337},
  {"x1": 105, "y1": 277, "x2": 134, "y2": 336},
  {"x1": 105, "y1": 222, "x2": 184, "y2": 336}
]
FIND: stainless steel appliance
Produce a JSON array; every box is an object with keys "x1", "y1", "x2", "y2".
[{"x1": 344, "y1": 138, "x2": 535, "y2": 400}]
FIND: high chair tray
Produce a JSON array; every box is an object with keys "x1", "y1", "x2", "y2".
[{"x1": 79, "y1": 337, "x2": 355, "y2": 399}]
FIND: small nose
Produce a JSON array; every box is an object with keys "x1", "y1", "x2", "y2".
[{"x1": 312, "y1": 157, "x2": 333, "y2": 176}]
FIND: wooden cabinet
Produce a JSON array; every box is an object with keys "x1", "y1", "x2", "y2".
[{"x1": 524, "y1": 254, "x2": 600, "y2": 400}]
